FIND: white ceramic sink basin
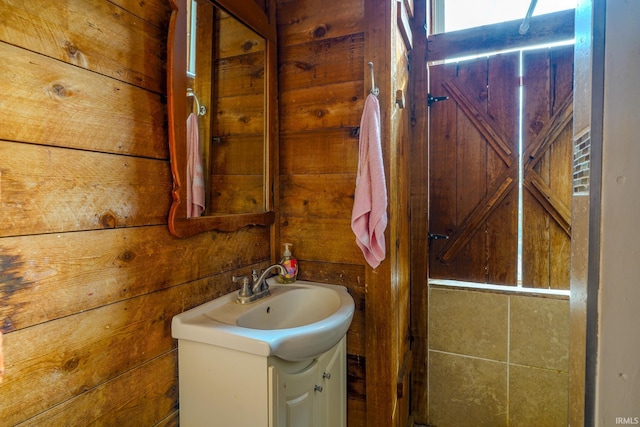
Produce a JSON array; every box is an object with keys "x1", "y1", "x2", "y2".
[{"x1": 171, "y1": 278, "x2": 355, "y2": 361}]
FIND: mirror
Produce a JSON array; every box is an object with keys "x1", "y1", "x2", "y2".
[{"x1": 167, "y1": 0, "x2": 277, "y2": 237}]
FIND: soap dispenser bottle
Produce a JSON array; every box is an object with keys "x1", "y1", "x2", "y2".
[{"x1": 278, "y1": 243, "x2": 298, "y2": 283}]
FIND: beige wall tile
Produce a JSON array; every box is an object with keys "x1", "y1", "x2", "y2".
[
  {"x1": 510, "y1": 296, "x2": 570, "y2": 371},
  {"x1": 428, "y1": 351, "x2": 508, "y2": 427},
  {"x1": 429, "y1": 288, "x2": 508, "y2": 361},
  {"x1": 509, "y1": 365, "x2": 569, "y2": 427}
]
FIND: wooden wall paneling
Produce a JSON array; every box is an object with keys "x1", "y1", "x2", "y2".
[
  {"x1": 279, "y1": 174, "x2": 356, "y2": 218},
  {"x1": 278, "y1": 33, "x2": 365, "y2": 92},
  {"x1": 0, "y1": 0, "x2": 275, "y2": 423},
  {"x1": 279, "y1": 129, "x2": 360, "y2": 175},
  {"x1": 0, "y1": 0, "x2": 170, "y2": 93},
  {"x1": 109, "y1": 0, "x2": 173, "y2": 31},
  {"x1": 0, "y1": 42, "x2": 167, "y2": 159},
  {"x1": 18, "y1": 352, "x2": 178, "y2": 426},
  {"x1": 0, "y1": 225, "x2": 269, "y2": 333},
  {"x1": 296, "y1": 261, "x2": 365, "y2": 287},
  {"x1": 485, "y1": 53, "x2": 519, "y2": 285},
  {"x1": 279, "y1": 81, "x2": 365, "y2": 132},
  {"x1": 276, "y1": 0, "x2": 364, "y2": 45},
  {"x1": 0, "y1": 141, "x2": 172, "y2": 237},
  {"x1": 280, "y1": 216, "x2": 362, "y2": 264},
  {"x1": 347, "y1": 288, "x2": 366, "y2": 358},
  {"x1": 0, "y1": 268, "x2": 260, "y2": 425},
  {"x1": 409, "y1": 0, "x2": 429, "y2": 422},
  {"x1": 347, "y1": 354, "x2": 367, "y2": 427}
]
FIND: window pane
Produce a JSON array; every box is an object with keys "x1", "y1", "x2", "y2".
[{"x1": 441, "y1": 0, "x2": 575, "y2": 33}]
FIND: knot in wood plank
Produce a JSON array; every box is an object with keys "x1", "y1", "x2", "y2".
[
  {"x1": 530, "y1": 119, "x2": 545, "y2": 134},
  {"x1": 100, "y1": 212, "x2": 117, "y2": 228},
  {"x1": 242, "y1": 40, "x2": 256, "y2": 52},
  {"x1": 51, "y1": 84, "x2": 68, "y2": 98},
  {"x1": 65, "y1": 42, "x2": 78, "y2": 57},
  {"x1": 119, "y1": 250, "x2": 136, "y2": 262},
  {"x1": 63, "y1": 355, "x2": 80, "y2": 372},
  {"x1": 313, "y1": 25, "x2": 328, "y2": 38}
]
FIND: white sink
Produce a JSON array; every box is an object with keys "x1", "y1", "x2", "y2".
[{"x1": 171, "y1": 278, "x2": 355, "y2": 361}]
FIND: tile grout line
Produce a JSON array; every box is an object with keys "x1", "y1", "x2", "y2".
[{"x1": 427, "y1": 349, "x2": 508, "y2": 365}]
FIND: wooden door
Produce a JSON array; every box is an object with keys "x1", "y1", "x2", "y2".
[{"x1": 428, "y1": 45, "x2": 573, "y2": 289}]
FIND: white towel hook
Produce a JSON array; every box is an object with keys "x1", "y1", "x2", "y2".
[
  {"x1": 368, "y1": 62, "x2": 379, "y2": 96},
  {"x1": 187, "y1": 88, "x2": 207, "y2": 116}
]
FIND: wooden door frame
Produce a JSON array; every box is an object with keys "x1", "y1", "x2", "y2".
[{"x1": 409, "y1": 0, "x2": 430, "y2": 423}]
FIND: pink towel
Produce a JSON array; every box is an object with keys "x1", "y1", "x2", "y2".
[
  {"x1": 186, "y1": 113, "x2": 205, "y2": 218},
  {"x1": 351, "y1": 94, "x2": 387, "y2": 268}
]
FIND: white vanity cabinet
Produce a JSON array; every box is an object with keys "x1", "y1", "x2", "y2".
[
  {"x1": 177, "y1": 336, "x2": 346, "y2": 427},
  {"x1": 270, "y1": 337, "x2": 346, "y2": 427}
]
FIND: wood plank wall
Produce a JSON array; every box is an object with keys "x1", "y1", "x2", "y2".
[
  {"x1": 275, "y1": 0, "x2": 368, "y2": 423},
  {"x1": 276, "y1": 0, "x2": 414, "y2": 425},
  {"x1": 0, "y1": 0, "x2": 270, "y2": 424}
]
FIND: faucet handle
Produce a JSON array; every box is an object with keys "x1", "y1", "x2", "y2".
[{"x1": 232, "y1": 275, "x2": 251, "y2": 297}]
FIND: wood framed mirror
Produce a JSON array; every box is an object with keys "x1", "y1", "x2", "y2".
[{"x1": 167, "y1": 0, "x2": 277, "y2": 237}]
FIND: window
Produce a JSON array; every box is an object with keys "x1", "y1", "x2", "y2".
[{"x1": 432, "y1": 0, "x2": 575, "y2": 34}]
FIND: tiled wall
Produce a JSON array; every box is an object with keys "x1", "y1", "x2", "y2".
[
  {"x1": 573, "y1": 129, "x2": 591, "y2": 194},
  {"x1": 428, "y1": 286, "x2": 570, "y2": 427}
]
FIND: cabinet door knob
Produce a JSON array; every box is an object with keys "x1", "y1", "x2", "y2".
[
  {"x1": 314, "y1": 385, "x2": 323, "y2": 392},
  {"x1": 322, "y1": 372, "x2": 331, "y2": 380}
]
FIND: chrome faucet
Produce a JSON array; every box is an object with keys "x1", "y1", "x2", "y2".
[
  {"x1": 252, "y1": 264, "x2": 286, "y2": 294},
  {"x1": 234, "y1": 264, "x2": 286, "y2": 304}
]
